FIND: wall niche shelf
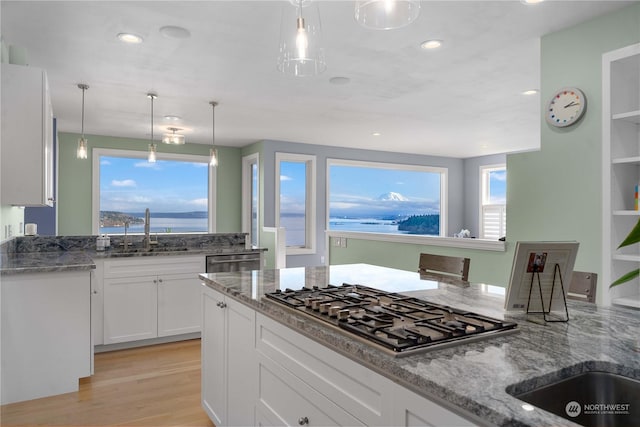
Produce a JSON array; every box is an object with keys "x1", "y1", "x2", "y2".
[{"x1": 602, "y1": 42, "x2": 640, "y2": 309}]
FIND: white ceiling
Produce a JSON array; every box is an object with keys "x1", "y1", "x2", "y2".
[{"x1": 1, "y1": 1, "x2": 633, "y2": 158}]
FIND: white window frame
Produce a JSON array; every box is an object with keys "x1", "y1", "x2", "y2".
[
  {"x1": 326, "y1": 158, "x2": 448, "y2": 241},
  {"x1": 242, "y1": 153, "x2": 260, "y2": 247},
  {"x1": 91, "y1": 148, "x2": 216, "y2": 235},
  {"x1": 479, "y1": 164, "x2": 506, "y2": 240},
  {"x1": 275, "y1": 152, "x2": 316, "y2": 255}
]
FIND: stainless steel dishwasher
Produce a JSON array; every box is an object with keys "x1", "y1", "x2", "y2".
[{"x1": 205, "y1": 253, "x2": 261, "y2": 273}]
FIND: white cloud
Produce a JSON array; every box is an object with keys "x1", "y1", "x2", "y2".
[
  {"x1": 111, "y1": 179, "x2": 136, "y2": 187},
  {"x1": 134, "y1": 161, "x2": 161, "y2": 169},
  {"x1": 280, "y1": 175, "x2": 293, "y2": 181},
  {"x1": 189, "y1": 198, "x2": 208, "y2": 207},
  {"x1": 100, "y1": 159, "x2": 111, "y2": 166}
]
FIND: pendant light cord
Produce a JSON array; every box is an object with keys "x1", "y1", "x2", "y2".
[{"x1": 81, "y1": 88, "x2": 85, "y2": 136}]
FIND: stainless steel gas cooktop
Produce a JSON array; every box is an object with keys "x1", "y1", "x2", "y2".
[{"x1": 265, "y1": 283, "x2": 518, "y2": 357}]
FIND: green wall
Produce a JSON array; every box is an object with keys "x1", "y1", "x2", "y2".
[
  {"x1": 331, "y1": 4, "x2": 640, "y2": 295},
  {"x1": 57, "y1": 132, "x2": 242, "y2": 235}
]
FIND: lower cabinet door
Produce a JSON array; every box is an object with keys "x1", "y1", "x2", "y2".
[
  {"x1": 256, "y1": 352, "x2": 365, "y2": 427},
  {"x1": 157, "y1": 273, "x2": 202, "y2": 337},
  {"x1": 103, "y1": 276, "x2": 158, "y2": 344},
  {"x1": 201, "y1": 288, "x2": 226, "y2": 427},
  {"x1": 226, "y1": 297, "x2": 256, "y2": 427}
]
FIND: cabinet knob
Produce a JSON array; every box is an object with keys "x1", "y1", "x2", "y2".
[
  {"x1": 298, "y1": 416, "x2": 309, "y2": 425},
  {"x1": 153, "y1": 279, "x2": 158, "y2": 284},
  {"x1": 92, "y1": 290, "x2": 98, "y2": 294},
  {"x1": 216, "y1": 301, "x2": 227, "y2": 309},
  {"x1": 158, "y1": 279, "x2": 163, "y2": 283}
]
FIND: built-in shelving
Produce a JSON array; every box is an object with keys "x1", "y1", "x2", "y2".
[
  {"x1": 612, "y1": 110, "x2": 640, "y2": 123},
  {"x1": 602, "y1": 42, "x2": 640, "y2": 309}
]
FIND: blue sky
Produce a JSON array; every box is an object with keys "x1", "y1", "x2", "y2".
[
  {"x1": 279, "y1": 162, "x2": 443, "y2": 217},
  {"x1": 489, "y1": 170, "x2": 507, "y2": 204},
  {"x1": 100, "y1": 156, "x2": 208, "y2": 213}
]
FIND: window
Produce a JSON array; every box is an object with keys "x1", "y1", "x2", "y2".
[
  {"x1": 275, "y1": 153, "x2": 316, "y2": 254},
  {"x1": 328, "y1": 159, "x2": 447, "y2": 237},
  {"x1": 480, "y1": 165, "x2": 506, "y2": 240},
  {"x1": 242, "y1": 153, "x2": 260, "y2": 247},
  {"x1": 92, "y1": 149, "x2": 215, "y2": 234}
]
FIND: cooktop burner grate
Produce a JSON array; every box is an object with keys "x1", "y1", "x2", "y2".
[{"x1": 265, "y1": 283, "x2": 518, "y2": 356}]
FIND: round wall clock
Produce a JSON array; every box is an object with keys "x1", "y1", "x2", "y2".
[{"x1": 545, "y1": 87, "x2": 587, "y2": 127}]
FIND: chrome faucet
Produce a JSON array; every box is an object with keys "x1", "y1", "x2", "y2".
[{"x1": 143, "y1": 208, "x2": 151, "y2": 251}]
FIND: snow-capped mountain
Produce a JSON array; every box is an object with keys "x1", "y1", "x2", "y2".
[{"x1": 377, "y1": 192, "x2": 409, "y2": 201}]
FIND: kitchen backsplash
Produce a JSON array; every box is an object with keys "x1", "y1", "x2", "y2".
[{"x1": 1, "y1": 233, "x2": 249, "y2": 254}]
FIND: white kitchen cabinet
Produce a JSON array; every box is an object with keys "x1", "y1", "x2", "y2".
[
  {"x1": 602, "y1": 42, "x2": 640, "y2": 308},
  {"x1": 201, "y1": 286, "x2": 256, "y2": 427},
  {"x1": 201, "y1": 293, "x2": 479, "y2": 427},
  {"x1": 102, "y1": 256, "x2": 204, "y2": 345},
  {"x1": 391, "y1": 383, "x2": 477, "y2": 427},
  {"x1": 104, "y1": 275, "x2": 158, "y2": 343},
  {"x1": 1, "y1": 271, "x2": 92, "y2": 404},
  {"x1": 1, "y1": 63, "x2": 55, "y2": 206}
]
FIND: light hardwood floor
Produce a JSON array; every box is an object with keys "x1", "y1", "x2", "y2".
[{"x1": 1, "y1": 339, "x2": 214, "y2": 426}]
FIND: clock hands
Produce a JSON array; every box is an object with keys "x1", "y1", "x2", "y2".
[{"x1": 564, "y1": 101, "x2": 580, "y2": 108}]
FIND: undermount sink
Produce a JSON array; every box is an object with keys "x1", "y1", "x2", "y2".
[{"x1": 508, "y1": 371, "x2": 640, "y2": 427}]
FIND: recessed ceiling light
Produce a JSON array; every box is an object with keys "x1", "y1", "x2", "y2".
[
  {"x1": 420, "y1": 39, "x2": 443, "y2": 50},
  {"x1": 329, "y1": 76, "x2": 351, "y2": 85},
  {"x1": 164, "y1": 115, "x2": 182, "y2": 121},
  {"x1": 117, "y1": 33, "x2": 143, "y2": 44},
  {"x1": 522, "y1": 89, "x2": 539, "y2": 95},
  {"x1": 160, "y1": 25, "x2": 191, "y2": 39},
  {"x1": 521, "y1": 0, "x2": 544, "y2": 4},
  {"x1": 372, "y1": 132, "x2": 381, "y2": 137}
]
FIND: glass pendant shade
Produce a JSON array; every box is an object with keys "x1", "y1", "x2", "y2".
[
  {"x1": 277, "y1": 1, "x2": 326, "y2": 77},
  {"x1": 148, "y1": 143, "x2": 157, "y2": 163},
  {"x1": 209, "y1": 148, "x2": 218, "y2": 167},
  {"x1": 162, "y1": 127, "x2": 185, "y2": 145},
  {"x1": 76, "y1": 83, "x2": 89, "y2": 159},
  {"x1": 77, "y1": 137, "x2": 88, "y2": 159},
  {"x1": 355, "y1": 0, "x2": 421, "y2": 30}
]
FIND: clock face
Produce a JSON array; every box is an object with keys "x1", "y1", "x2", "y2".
[{"x1": 546, "y1": 87, "x2": 586, "y2": 127}]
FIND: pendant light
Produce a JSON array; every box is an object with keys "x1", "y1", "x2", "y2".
[
  {"x1": 209, "y1": 101, "x2": 218, "y2": 167},
  {"x1": 147, "y1": 92, "x2": 157, "y2": 163},
  {"x1": 355, "y1": 0, "x2": 421, "y2": 30},
  {"x1": 162, "y1": 127, "x2": 185, "y2": 145},
  {"x1": 76, "y1": 84, "x2": 89, "y2": 159},
  {"x1": 277, "y1": 0, "x2": 326, "y2": 77}
]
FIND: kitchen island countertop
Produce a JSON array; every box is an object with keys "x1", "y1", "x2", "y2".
[{"x1": 199, "y1": 263, "x2": 640, "y2": 427}]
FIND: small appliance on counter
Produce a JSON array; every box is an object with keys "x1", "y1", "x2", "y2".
[{"x1": 24, "y1": 223, "x2": 37, "y2": 236}]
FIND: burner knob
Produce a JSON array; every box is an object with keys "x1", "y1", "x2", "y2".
[
  {"x1": 311, "y1": 300, "x2": 322, "y2": 311},
  {"x1": 329, "y1": 306, "x2": 341, "y2": 317},
  {"x1": 319, "y1": 303, "x2": 331, "y2": 314},
  {"x1": 337, "y1": 309, "x2": 350, "y2": 320},
  {"x1": 304, "y1": 298, "x2": 315, "y2": 308}
]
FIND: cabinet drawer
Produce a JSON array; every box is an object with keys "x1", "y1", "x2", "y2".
[
  {"x1": 256, "y1": 314, "x2": 392, "y2": 426},
  {"x1": 104, "y1": 256, "x2": 204, "y2": 278},
  {"x1": 257, "y1": 352, "x2": 365, "y2": 427}
]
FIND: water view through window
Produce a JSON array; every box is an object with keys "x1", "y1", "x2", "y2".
[
  {"x1": 328, "y1": 161, "x2": 444, "y2": 236},
  {"x1": 99, "y1": 156, "x2": 209, "y2": 234}
]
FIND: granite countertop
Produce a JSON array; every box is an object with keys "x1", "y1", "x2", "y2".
[
  {"x1": 0, "y1": 251, "x2": 96, "y2": 275},
  {"x1": 199, "y1": 263, "x2": 640, "y2": 427},
  {"x1": 0, "y1": 234, "x2": 265, "y2": 275}
]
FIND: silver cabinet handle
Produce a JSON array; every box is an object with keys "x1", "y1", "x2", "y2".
[{"x1": 298, "y1": 417, "x2": 309, "y2": 425}]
